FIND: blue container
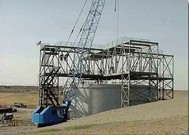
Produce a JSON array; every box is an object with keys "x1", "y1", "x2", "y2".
[{"x1": 32, "y1": 106, "x2": 66, "y2": 125}]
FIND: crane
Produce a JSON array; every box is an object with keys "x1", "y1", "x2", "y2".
[
  {"x1": 32, "y1": 0, "x2": 106, "y2": 127},
  {"x1": 62, "y1": 0, "x2": 106, "y2": 121}
]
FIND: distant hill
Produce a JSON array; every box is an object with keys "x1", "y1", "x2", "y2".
[{"x1": 0, "y1": 86, "x2": 38, "y2": 93}]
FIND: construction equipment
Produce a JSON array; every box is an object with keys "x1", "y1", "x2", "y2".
[
  {"x1": 2, "y1": 113, "x2": 13, "y2": 121},
  {"x1": 0, "y1": 105, "x2": 17, "y2": 113},
  {"x1": 1, "y1": 113, "x2": 13, "y2": 126},
  {"x1": 14, "y1": 102, "x2": 27, "y2": 108},
  {"x1": 32, "y1": 0, "x2": 106, "y2": 127},
  {"x1": 1, "y1": 113, "x2": 20, "y2": 127}
]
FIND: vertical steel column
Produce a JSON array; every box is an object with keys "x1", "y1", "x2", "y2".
[
  {"x1": 128, "y1": 40, "x2": 131, "y2": 106},
  {"x1": 156, "y1": 43, "x2": 159, "y2": 100},
  {"x1": 172, "y1": 56, "x2": 174, "y2": 99},
  {"x1": 162, "y1": 55, "x2": 165, "y2": 100}
]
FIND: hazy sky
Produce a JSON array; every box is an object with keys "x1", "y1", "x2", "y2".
[{"x1": 0, "y1": 0, "x2": 188, "y2": 90}]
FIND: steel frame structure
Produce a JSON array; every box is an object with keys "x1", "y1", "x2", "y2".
[
  {"x1": 38, "y1": 46, "x2": 60, "y2": 107},
  {"x1": 38, "y1": 37, "x2": 174, "y2": 108}
]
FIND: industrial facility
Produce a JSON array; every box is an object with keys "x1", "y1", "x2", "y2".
[
  {"x1": 32, "y1": 0, "x2": 174, "y2": 126},
  {"x1": 36, "y1": 37, "x2": 174, "y2": 119}
]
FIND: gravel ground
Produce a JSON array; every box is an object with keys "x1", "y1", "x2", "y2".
[{"x1": 0, "y1": 90, "x2": 188, "y2": 135}]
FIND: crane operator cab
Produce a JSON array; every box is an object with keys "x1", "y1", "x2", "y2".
[
  {"x1": 32, "y1": 106, "x2": 68, "y2": 127},
  {"x1": 32, "y1": 100, "x2": 71, "y2": 127}
]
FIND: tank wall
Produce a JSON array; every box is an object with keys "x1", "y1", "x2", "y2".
[
  {"x1": 70, "y1": 84, "x2": 157, "y2": 118},
  {"x1": 129, "y1": 85, "x2": 157, "y2": 106},
  {"x1": 71, "y1": 84, "x2": 121, "y2": 118}
]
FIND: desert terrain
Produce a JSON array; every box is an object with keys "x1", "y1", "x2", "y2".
[{"x1": 0, "y1": 86, "x2": 188, "y2": 135}]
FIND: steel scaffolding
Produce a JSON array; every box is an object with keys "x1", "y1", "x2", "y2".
[{"x1": 38, "y1": 37, "x2": 174, "y2": 108}]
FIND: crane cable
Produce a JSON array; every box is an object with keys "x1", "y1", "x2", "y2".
[
  {"x1": 60, "y1": 0, "x2": 88, "y2": 60},
  {"x1": 65, "y1": 0, "x2": 88, "y2": 46},
  {"x1": 114, "y1": 0, "x2": 119, "y2": 43},
  {"x1": 114, "y1": 0, "x2": 117, "y2": 11},
  {"x1": 60, "y1": 0, "x2": 88, "y2": 94}
]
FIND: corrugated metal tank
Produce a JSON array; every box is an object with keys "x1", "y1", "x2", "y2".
[
  {"x1": 70, "y1": 84, "x2": 157, "y2": 118},
  {"x1": 70, "y1": 84, "x2": 121, "y2": 118}
]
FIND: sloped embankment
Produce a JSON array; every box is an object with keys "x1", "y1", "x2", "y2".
[{"x1": 33, "y1": 91, "x2": 188, "y2": 135}]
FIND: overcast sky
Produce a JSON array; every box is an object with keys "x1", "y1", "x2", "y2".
[{"x1": 0, "y1": 0, "x2": 188, "y2": 90}]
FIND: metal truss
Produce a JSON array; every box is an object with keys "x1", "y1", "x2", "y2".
[
  {"x1": 39, "y1": 46, "x2": 60, "y2": 107},
  {"x1": 38, "y1": 37, "x2": 174, "y2": 108},
  {"x1": 157, "y1": 54, "x2": 174, "y2": 100}
]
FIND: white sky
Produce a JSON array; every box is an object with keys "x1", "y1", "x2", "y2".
[{"x1": 0, "y1": 0, "x2": 188, "y2": 90}]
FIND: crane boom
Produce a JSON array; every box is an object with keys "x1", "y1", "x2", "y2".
[
  {"x1": 62, "y1": 0, "x2": 106, "y2": 119},
  {"x1": 79, "y1": 0, "x2": 106, "y2": 49},
  {"x1": 32, "y1": 0, "x2": 106, "y2": 126}
]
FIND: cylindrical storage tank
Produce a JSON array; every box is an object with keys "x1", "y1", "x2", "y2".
[{"x1": 70, "y1": 84, "x2": 121, "y2": 118}]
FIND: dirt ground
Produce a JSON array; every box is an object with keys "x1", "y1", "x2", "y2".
[
  {"x1": 0, "y1": 86, "x2": 38, "y2": 108},
  {"x1": 0, "y1": 87, "x2": 188, "y2": 135}
]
